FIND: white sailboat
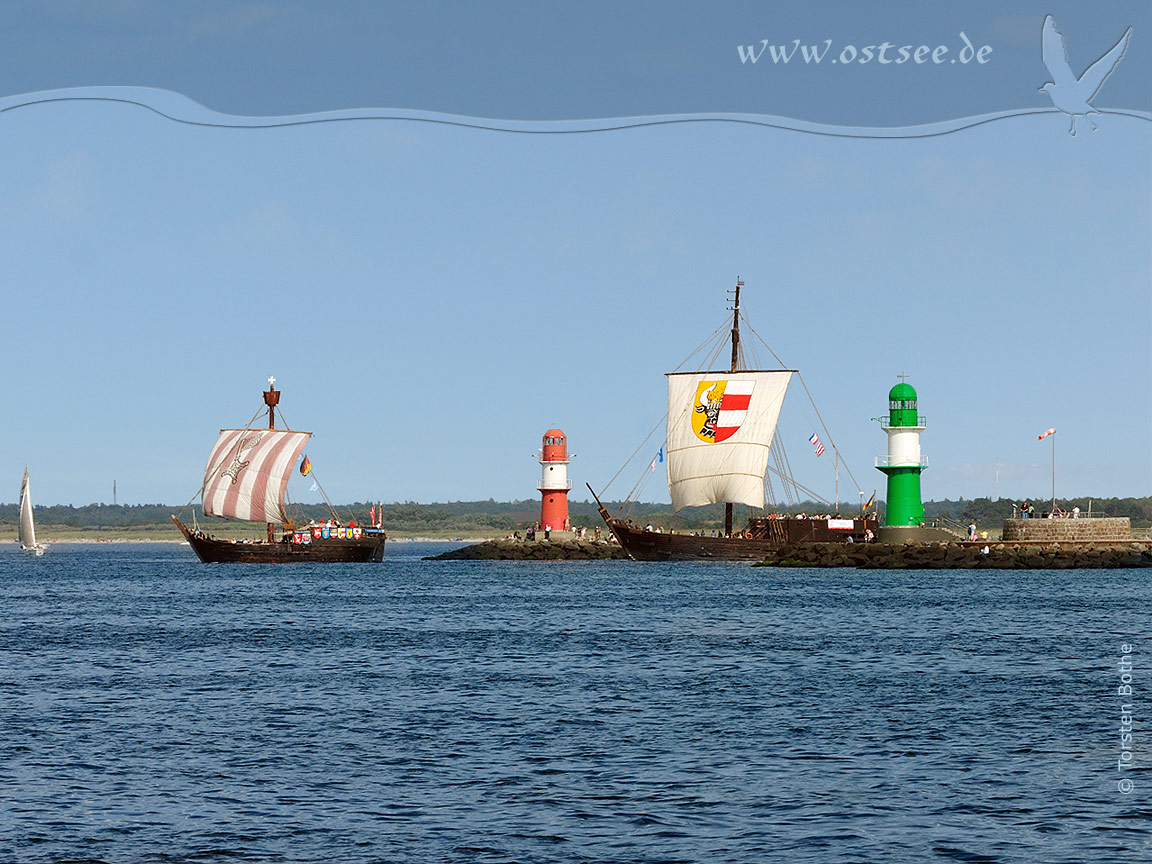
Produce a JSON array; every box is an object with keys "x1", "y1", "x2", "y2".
[{"x1": 19, "y1": 464, "x2": 46, "y2": 556}]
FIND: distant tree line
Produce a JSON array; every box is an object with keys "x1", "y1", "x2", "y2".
[{"x1": 2, "y1": 496, "x2": 1148, "y2": 531}]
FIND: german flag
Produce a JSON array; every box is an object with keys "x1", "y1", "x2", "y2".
[{"x1": 300, "y1": 455, "x2": 312, "y2": 477}]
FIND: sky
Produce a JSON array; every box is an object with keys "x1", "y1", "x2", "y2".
[{"x1": 2, "y1": 1, "x2": 1149, "y2": 509}]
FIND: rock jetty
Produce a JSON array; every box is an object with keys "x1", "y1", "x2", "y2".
[
  {"x1": 425, "y1": 538, "x2": 629, "y2": 561},
  {"x1": 754, "y1": 541, "x2": 1152, "y2": 569}
]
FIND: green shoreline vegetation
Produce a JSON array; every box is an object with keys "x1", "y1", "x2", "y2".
[{"x1": 3, "y1": 497, "x2": 1150, "y2": 543}]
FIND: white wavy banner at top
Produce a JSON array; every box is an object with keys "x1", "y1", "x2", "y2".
[{"x1": 1, "y1": 86, "x2": 1148, "y2": 138}]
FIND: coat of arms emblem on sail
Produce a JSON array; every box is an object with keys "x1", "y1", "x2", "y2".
[{"x1": 692, "y1": 379, "x2": 755, "y2": 443}]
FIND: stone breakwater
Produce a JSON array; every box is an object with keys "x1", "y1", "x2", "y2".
[
  {"x1": 425, "y1": 538, "x2": 629, "y2": 561},
  {"x1": 754, "y1": 541, "x2": 1152, "y2": 569},
  {"x1": 1002, "y1": 517, "x2": 1132, "y2": 542}
]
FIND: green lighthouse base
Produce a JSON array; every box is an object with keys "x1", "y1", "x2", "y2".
[{"x1": 879, "y1": 466, "x2": 925, "y2": 527}]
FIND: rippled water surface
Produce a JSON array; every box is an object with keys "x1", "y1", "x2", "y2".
[{"x1": 1, "y1": 542, "x2": 1149, "y2": 862}]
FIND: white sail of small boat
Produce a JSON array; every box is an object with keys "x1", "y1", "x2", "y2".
[{"x1": 19, "y1": 464, "x2": 45, "y2": 556}]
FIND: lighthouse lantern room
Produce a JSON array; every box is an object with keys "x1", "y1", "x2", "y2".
[{"x1": 538, "y1": 428, "x2": 572, "y2": 533}]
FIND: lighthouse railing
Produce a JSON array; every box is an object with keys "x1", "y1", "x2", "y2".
[
  {"x1": 539, "y1": 476, "x2": 574, "y2": 491},
  {"x1": 880, "y1": 416, "x2": 927, "y2": 430},
  {"x1": 874, "y1": 455, "x2": 930, "y2": 468}
]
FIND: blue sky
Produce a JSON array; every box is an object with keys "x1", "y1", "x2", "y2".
[{"x1": 2, "y1": 2, "x2": 1149, "y2": 508}]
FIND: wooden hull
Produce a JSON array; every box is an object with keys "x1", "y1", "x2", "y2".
[
  {"x1": 173, "y1": 517, "x2": 385, "y2": 564},
  {"x1": 606, "y1": 516, "x2": 876, "y2": 562}
]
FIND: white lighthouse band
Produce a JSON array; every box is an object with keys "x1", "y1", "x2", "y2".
[
  {"x1": 539, "y1": 460, "x2": 572, "y2": 491},
  {"x1": 879, "y1": 424, "x2": 928, "y2": 469}
]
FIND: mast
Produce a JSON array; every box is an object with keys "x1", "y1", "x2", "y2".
[
  {"x1": 725, "y1": 278, "x2": 742, "y2": 537},
  {"x1": 264, "y1": 376, "x2": 280, "y2": 543},
  {"x1": 834, "y1": 451, "x2": 839, "y2": 515}
]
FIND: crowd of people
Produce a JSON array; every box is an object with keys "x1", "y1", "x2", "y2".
[
  {"x1": 1017, "y1": 502, "x2": 1082, "y2": 519},
  {"x1": 506, "y1": 524, "x2": 604, "y2": 542}
]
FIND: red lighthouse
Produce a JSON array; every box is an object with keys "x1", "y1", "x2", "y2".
[{"x1": 538, "y1": 428, "x2": 571, "y2": 534}]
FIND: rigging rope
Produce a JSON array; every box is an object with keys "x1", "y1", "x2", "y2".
[
  {"x1": 621, "y1": 462, "x2": 658, "y2": 515},
  {"x1": 794, "y1": 371, "x2": 863, "y2": 495},
  {"x1": 176, "y1": 403, "x2": 267, "y2": 518},
  {"x1": 274, "y1": 407, "x2": 352, "y2": 522},
  {"x1": 670, "y1": 319, "x2": 730, "y2": 372},
  {"x1": 765, "y1": 461, "x2": 832, "y2": 507},
  {"x1": 741, "y1": 316, "x2": 863, "y2": 497},
  {"x1": 740, "y1": 317, "x2": 791, "y2": 370},
  {"x1": 600, "y1": 413, "x2": 667, "y2": 502},
  {"x1": 777, "y1": 428, "x2": 799, "y2": 506}
]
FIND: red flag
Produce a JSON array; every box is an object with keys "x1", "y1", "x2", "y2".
[
  {"x1": 370, "y1": 504, "x2": 376, "y2": 523},
  {"x1": 1037, "y1": 428, "x2": 1056, "y2": 441}
]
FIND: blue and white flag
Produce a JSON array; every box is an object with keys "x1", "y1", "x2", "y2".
[{"x1": 649, "y1": 447, "x2": 664, "y2": 471}]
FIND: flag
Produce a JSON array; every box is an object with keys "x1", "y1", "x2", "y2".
[
  {"x1": 808, "y1": 433, "x2": 825, "y2": 457},
  {"x1": 309, "y1": 481, "x2": 318, "y2": 492},
  {"x1": 300, "y1": 455, "x2": 312, "y2": 476},
  {"x1": 1038, "y1": 428, "x2": 1056, "y2": 441},
  {"x1": 370, "y1": 504, "x2": 376, "y2": 523},
  {"x1": 862, "y1": 491, "x2": 875, "y2": 512},
  {"x1": 649, "y1": 447, "x2": 665, "y2": 471}
]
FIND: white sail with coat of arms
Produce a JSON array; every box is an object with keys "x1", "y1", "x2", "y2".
[
  {"x1": 666, "y1": 370, "x2": 793, "y2": 510},
  {"x1": 202, "y1": 428, "x2": 311, "y2": 524}
]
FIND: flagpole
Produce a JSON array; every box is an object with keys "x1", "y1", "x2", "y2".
[
  {"x1": 834, "y1": 450, "x2": 839, "y2": 515},
  {"x1": 1038, "y1": 427, "x2": 1057, "y2": 512}
]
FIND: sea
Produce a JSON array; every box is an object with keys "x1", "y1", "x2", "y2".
[{"x1": 1, "y1": 541, "x2": 1148, "y2": 863}]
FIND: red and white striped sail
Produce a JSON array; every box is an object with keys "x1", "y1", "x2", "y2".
[
  {"x1": 202, "y1": 428, "x2": 311, "y2": 523},
  {"x1": 666, "y1": 370, "x2": 793, "y2": 510}
]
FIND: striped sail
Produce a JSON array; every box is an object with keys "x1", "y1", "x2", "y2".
[
  {"x1": 202, "y1": 428, "x2": 311, "y2": 523},
  {"x1": 666, "y1": 370, "x2": 793, "y2": 510},
  {"x1": 19, "y1": 464, "x2": 36, "y2": 549}
]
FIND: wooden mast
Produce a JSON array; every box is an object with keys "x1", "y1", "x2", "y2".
[
  {"x1": 725, "y1": 278, "x2": 742, "y2": 538},
  {"x1": 264, "y1": 376, "x2": 280, "y2": 543}
]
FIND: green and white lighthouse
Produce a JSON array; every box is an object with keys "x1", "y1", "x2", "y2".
[{"x1": 876, "y1": 379, "x2": 928, "y2": 527}]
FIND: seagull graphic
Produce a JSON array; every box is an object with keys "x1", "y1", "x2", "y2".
[{"x1": 1039, "y1": 15, "x2": 1132, "y2": 136}]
